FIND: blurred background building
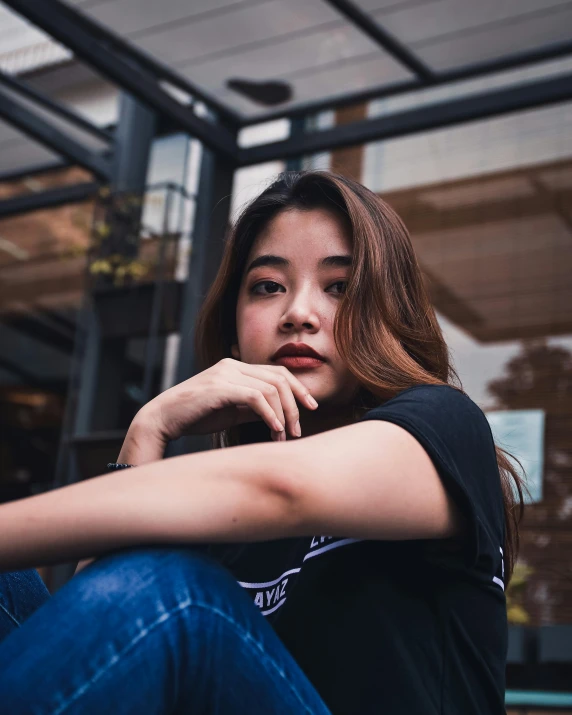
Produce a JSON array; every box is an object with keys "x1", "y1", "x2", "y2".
[{"x1": 0, "y1": 1, "x2": 571, "y2": 710}]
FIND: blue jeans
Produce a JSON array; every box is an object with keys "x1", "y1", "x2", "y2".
[{"x1": 0, "y1": 546, "x2": 332, "y2": 714}]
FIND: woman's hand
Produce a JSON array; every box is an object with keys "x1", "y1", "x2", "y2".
[{"x1": 117, "y1": 358, "x2": 319, "y2": 463}]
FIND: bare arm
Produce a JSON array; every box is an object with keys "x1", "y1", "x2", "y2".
[
  {"x1": 286, "y1": 420, "x2": 462, "y2": 541},
  {"x1": 1, "y1": 420, "x2": 461, "y2": 573},
  {"x1": 0, "y1": 440, "x2": 297, "y2": 572},
  {"x1": 72, "y1": 420, "x2": 164, "y2": 575}
]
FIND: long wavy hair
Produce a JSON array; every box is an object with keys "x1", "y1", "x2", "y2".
[{"x1": 193, "y1": 170, "x2": 524, "y2": 583}]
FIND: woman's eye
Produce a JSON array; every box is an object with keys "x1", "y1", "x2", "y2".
[
  {"x1": 250, "y1": 280, "x2": 347, "y2": 295},
  {"x1": 250, "y1": 281, "x2": 283, "y2": 295},
  {"x1": 329, "y1": 281, "x2": 347, "y2": 294}
]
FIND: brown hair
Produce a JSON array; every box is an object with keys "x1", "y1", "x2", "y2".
[{"x1": 194, "y1": 170, "x2": 524, "y2": 583}]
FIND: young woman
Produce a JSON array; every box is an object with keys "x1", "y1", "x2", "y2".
[{"x1": 0, "y1": 170, "x2": 523, "y2": 714}]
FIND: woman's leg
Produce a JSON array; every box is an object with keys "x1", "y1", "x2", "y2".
[
  {"x1": 0, "y1": 546, "x2": 332, "y2": 715},
  {"x1": 0, "y1": 569, "x2": 51, "y2": 642}
]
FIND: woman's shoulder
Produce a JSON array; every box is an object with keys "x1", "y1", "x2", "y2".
[
  {"x1": 359, "y1": 383, "x2": 496, "y2": 463},
  {"x1": 391, "y1": 382, "x2": 471, "y2": 402},
  {"x1": 364, "y1": 383, "x2": 485, "y2": 422}
]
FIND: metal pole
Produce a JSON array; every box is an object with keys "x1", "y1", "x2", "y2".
[
  {"x1": 167, "y1": 140, "x2": 236, "y2": 456},
  {"x1": 50, "y1": 95, "x2": 158, "y2": 592},
  {"x1": 111, "y1": 95, "x2": 156, "y2": 195},
  {"x1": 285, "y1": 117, "x2": 306, "y2": 172},
  {"x1": 141, "y1": 186, "x2": 174, "y2": 404}
]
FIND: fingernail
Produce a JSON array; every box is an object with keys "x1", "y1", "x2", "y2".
[
  {"x1": 294, "y1": 420, "x2": 301, "y2": 437},
  {"x1": 307, "y1": 395, "x2": 318, "y2": 408},
  {"x1": 274, "y1": 420, "x2": 284, "y2": 432}
]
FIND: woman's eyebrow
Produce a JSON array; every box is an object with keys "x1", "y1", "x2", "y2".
[{"x1": 245, "y1": 254, "x2": 352, "y2": 274}]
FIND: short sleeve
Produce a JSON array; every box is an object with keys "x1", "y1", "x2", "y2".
[{"x1": 357, "y1": 385, "x2": 505, "y2": 579}]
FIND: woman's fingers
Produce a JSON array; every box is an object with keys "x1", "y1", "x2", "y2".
[
  {"x1": 232, "y1": 383, "x2": 287, "y2": 438},
  {"x1": 258, "y1": 368, "x2": 302, "y2": 438},
  {"x1": 264, "y1": 364, "x2": 319, "y2": 414},
  {"x1": 120, "y1": 355, "x2": 318, "y2": 448},
  {"x1": 228, "y1": 358, "x2": 316, "y2": 410},
  {"x1": 227, "y1": 374, "x2": 291, "y2": 439},
  {"x1": 231, "y1": 362, "x2": 318, "y2": 438}
]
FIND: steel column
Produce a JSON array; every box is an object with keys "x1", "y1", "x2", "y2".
[
  {"x1": 285, "y1": 116, "x2": 307, "y2": 172},
  {"x1": 111, "y1": 94, "x2": 157, "y2": 195},
  {"x1": 72, "y1": 94, "x2": 157, "y2": 433},
  {"x1": 49, "y1": 96, "x2": 159, "y2": 591},
  {"x1": 168, "y1": 143, "x2": 236, "y2": 456}
]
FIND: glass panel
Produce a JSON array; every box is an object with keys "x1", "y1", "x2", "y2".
[
  {"x1": 0, "y1": 167, "x2": 94, "y2": 317},
  {"x1": 353, "y1": 0, "x2": 572, "y2": 72},
  {"x1": 407, "y1": 188, "x2": 572, "y2": 626},
  {"x1": 81, "y1": 0, "x2": 247, "y2": 37},
  {"x1": 0, "y1": 181, "x2": 92, "y2": 501},
  {"x1": 211, "y1": 52, "x2": 411, "y2": 118},
  {"x1": 364, "y1": 55, "x2": 572, "y2": 122},
  {"x1": 0, "y1": 4, "x2": 70, "y2": 75},
  {"x1": 364, "y1": 99, "x2": 572, "y2": 193},
  {"x1": 75, "y1": 0, "x2": 413, "y2": 117},
  {"x1": 361, "y1": 115, "x2": 572, "y2": 626},
  {"x1": 417, "y1": 5, "x2": 572, "y2": 71}
]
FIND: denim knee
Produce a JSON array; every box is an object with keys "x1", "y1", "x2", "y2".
[{"x1": 73, "y1": 545, "x2": 246, "y2": 618}]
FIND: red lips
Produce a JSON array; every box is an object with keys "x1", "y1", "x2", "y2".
[{"x1": 271, "y1": 342, "x2": 325, "y2": 361}]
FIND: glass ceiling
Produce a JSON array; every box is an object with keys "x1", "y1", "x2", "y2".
[
  {"x1": 0, "y1": 0, "x2": 571, "y2": 178},
  {"x1": 0, "y1": 3, "x2": 69, "y2": 75},
  {"x1": 56, "y1": 0, "x2": 572, "y2": 119},
  {"x1": 356, "y1": 0, "x2": 572, "y2": 71},
  {"x1": 0, "y1": 4, "x2": 114, "y2": 179}
]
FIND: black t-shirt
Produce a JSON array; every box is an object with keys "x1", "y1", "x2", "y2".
[{"x1": 208, "y1": 385, "x2": 508, "y2": 715}]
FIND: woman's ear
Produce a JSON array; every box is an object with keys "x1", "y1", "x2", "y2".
[{"x1": 231, "y1": 344, "x2": 240, "y2": 360}]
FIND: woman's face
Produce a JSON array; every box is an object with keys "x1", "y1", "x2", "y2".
[{"x1": 231, "y1": 207, "x2": 361, "y2": 417}]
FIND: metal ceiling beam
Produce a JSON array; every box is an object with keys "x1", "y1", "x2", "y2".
[
  {"x1": 0, "y1": 85, "x2": 112, "y2": 180},
  {"x1": 0, "y1": 182, "x2": 99, "y2": 219},
  {"x1": 323, "y1": 0, "x2": 433, "y2": 80},
  {"x1": 0, "y1": 116, "x2": 190, "y2": 185},
  {"x1": 435, "y1": 38, "x2": 572, "y2": 89},
  {"x1": 3, "y1": 0, "x2": 239, "y2": 160},
  {"x1": 11, "y1": 0, "x2": 239, "y2": 127},
  {"x1": 7, "y1": 0, "x2": 570, "y2": 137},
  {"x1": 0, "y1": 159, "x2": 68, "y2": 184},
  {"x1": 241, "y1": 38, "x2": 572, "y2": 126},
  {"x1": 238, "y1": 72, "x2": 572, "y2": 166},
  {"x1": 0, "y1": 70, "x2": 113, "y2": 144}
]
